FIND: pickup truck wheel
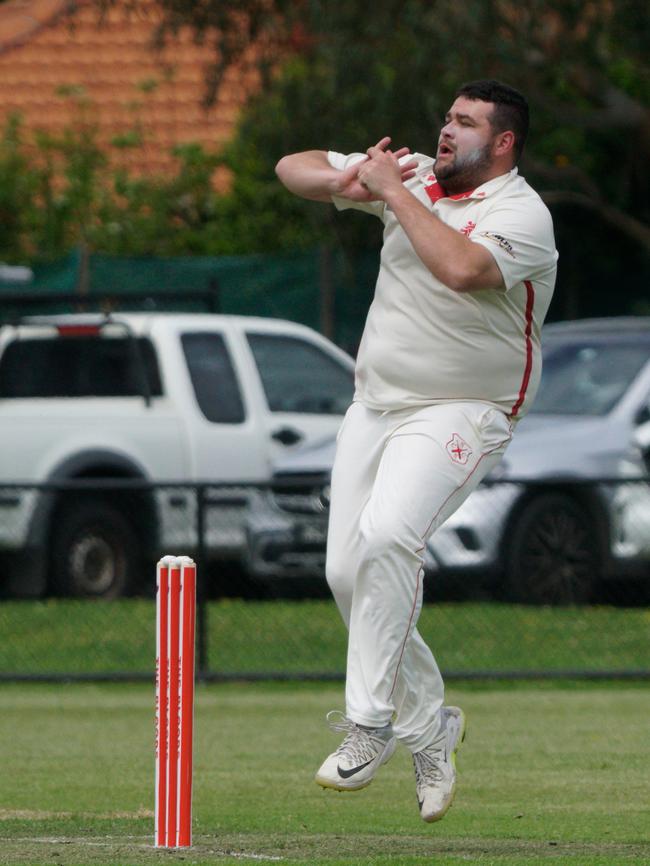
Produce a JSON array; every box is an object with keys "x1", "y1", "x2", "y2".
[
  {"x1": 51, "y1": 500, "x2": 139, "y2": 599},
  {"x1": 505, "y1": 493, "x2": 598, "y2": 605}
]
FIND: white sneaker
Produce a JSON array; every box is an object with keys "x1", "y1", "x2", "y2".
[
  {"x1": 413, "y1": 705, "x2": 466, "y2": 822},
  {"x1": 315, "y1": 711, "x2": 397, "y2": 791}
]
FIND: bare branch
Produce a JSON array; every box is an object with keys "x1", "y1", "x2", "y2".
[
  {"x1": 523, "y1": 157, "x2": 602, "y2": 201},
  {"x1": 540, "y1": 190, "x2": 650, "y2": 251}
]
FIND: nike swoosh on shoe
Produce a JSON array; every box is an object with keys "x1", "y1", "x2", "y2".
[{"x1": 337, "y1": 759, "x2": 373, "y2": 778}]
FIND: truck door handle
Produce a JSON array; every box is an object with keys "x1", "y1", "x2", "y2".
[{"x1": 271, "y1": 427, "x2": 303, "y2": 446}]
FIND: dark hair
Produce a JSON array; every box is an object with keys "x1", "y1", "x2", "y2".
[{"x1": 455, "y1": 79, "x2": 529, "y2": 163}]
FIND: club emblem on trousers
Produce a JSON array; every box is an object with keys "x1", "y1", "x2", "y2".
[{"x1": 446, "y1": 433, "x2": 473, "y2": 465}]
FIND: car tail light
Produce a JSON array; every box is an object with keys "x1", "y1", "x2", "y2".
[{"x1": 56, "y1": 324, "x2": 102, "y2": 337}]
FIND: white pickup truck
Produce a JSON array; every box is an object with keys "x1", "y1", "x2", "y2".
[{"x1": 0, "y1": 311, "x2": 354, "y2": 598}]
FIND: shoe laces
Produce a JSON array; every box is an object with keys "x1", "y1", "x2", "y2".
[
  {"x1": 326, "y1": 710, "x2": 388, "y2": 764},
  {"x1": 413, "y1": 742, "x2": 446, "y2": 787}
]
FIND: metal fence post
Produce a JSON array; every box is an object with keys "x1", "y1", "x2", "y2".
[{"x1": 195, "y1": 484, "x2": 209, "y2": 678}]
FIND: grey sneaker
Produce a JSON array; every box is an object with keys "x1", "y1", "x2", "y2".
[
  {"x1": 413, "y1": 705, "x2": 466, "y2": 822},
  {"x1": 315, "y1": 711, "x2": 397, "y2": 792}
]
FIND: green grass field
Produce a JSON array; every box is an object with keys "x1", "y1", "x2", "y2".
[
  {"x1": 1, "y1": 681, "x2": 649, "y2": 866},
  {"x1": 1, "y1": 599, "x2": 649, "y2": 676}
]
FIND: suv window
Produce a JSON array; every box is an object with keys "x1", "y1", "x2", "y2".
[
  {"x1": 0, "y1": 335, "x2": 162, "y2": 398},
  {"x1": 532, "y1": 339, "x2": 650, "y2": 416},
  {"x1": 246, "y1": 333, "x2": 353, "y2": 415},
  {"x1": 181, "y1": 332, "x2": 245, "y2": 424}
]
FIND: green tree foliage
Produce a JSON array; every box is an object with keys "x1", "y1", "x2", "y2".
[
  {"x1": 158, "y1": 0, "x2": 649, "y2": 242},
  {"x1": 3, "y1": 0, "x2": 648, "y2": 319},
  {"x1": 0, "y1": 84, "x2": 331, "y2": 261},
  {"x1": 0, "y1": 115, "x2": 40, "y2": 262},
  {"x1": 142, "y1": 0, "x2": 648, "y2": 315},
  {"x1": 33, "y1": 86, "x2": 109, "y2": 259},
  {"x1": 0, "y1": 86, "x2": 250, "y2": 261}
]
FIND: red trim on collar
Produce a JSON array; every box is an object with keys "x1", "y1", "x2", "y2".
[{"x1": 424, "y1": 179, "x2": 476, "y2": 204}]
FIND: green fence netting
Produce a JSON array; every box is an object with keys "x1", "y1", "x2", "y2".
[{"x1": 0, "y1": 248, "x2": 379, "y2": 352}]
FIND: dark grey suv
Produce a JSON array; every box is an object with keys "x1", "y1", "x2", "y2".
[{"x1": 245, "y1": 318, "x2": 650, "y2": 604}]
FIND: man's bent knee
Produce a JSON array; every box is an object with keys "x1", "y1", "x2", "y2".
[
  {"x1": 358, "y1": 520, "x2": 421, "y2": 573},
  {"x1": 325, "y1": 556, "x2": 353, "y2": 599}
]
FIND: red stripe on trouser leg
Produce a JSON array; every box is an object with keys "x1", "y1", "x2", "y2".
[
  {"x1": 154, "y1": 562, "x2": 169, "y2": 848},
  {"x1": 177, "y1": 562, "x2": 196, "y2": 847},
  {"x1": 387, "y1": 450, "x2": 492, "y2": 703},
  {"x1": 329, "y1": 402, "x2": 513, "y2": 750},
  {"x1": 166, "y1": 565, "x2": 181, "y2": 846}
]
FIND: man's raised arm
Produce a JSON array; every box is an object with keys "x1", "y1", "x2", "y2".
[
  {"x1": 275, "y1": 151, "x2": 341, "y2": 202},
  {"x1": 276, "y1": 139, "x2": 418, "y2": 204}
]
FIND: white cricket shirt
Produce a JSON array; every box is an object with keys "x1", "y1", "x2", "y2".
[{"x1": 328, "y1": 151, "x2": 558, "y2": 418}]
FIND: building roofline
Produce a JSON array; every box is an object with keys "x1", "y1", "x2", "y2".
[{"x1": 0, "y1": 0, "x2": 84, "y2": 56}]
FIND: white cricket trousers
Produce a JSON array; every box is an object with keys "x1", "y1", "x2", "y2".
[{"x1": 325, "y1": 400, "x2": 513, "y2": 752}]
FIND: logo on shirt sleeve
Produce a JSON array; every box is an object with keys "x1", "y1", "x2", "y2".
[
  {"x1": 479, "y1": 231, "x2": 516, "y2": 258},
  {"x1": 460, "y1": 220, "x2": 476, "y2": 236},
  {"x1": 446, "y1": 433, "x2": 473, "y2": 465}
]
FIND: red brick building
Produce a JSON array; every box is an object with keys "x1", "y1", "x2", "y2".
[{"x1": 0, "y1": 0, "x2": 259, "y2": 178}]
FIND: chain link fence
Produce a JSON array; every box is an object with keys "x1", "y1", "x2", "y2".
[{"x1": 0, "y1": 478, "x2": 649, "y2": 681}]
